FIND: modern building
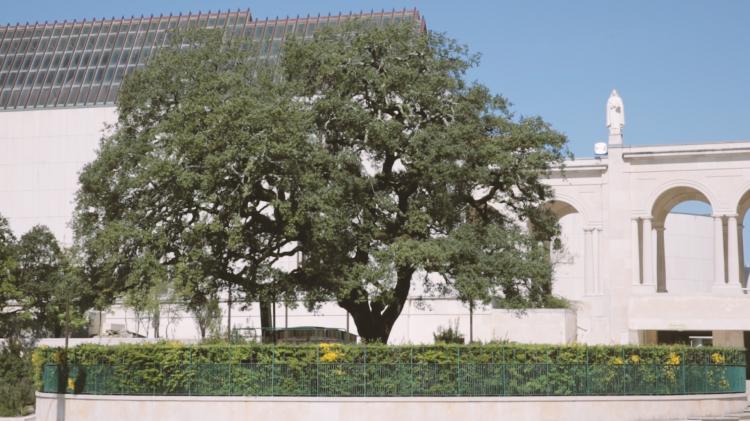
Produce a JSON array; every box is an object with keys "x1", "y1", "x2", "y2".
[{"x1": 2, "y1": 8, "x2": 749, "y2": 347}]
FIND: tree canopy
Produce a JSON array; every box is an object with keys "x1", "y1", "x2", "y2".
[{"x1": 74, "y1": 22, "x2": 567, "y2": 343}]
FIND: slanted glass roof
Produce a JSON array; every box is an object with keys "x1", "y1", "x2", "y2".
[{"x1": 0, "y1": 9, "x2": 425, "y2": 111}]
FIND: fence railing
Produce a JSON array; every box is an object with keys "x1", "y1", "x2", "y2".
[{"x1": 42, "y1": 363, "x2": 746, "y2": 397}]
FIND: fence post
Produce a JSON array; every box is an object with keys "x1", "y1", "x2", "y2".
[
  {"x1": 271, "y1": 347, "x2": 276, "y2": 397},
  {"x1": 410, "y1": 348, "x2": 414, "y2": 397},
  {"x1": 316, "y1": 345, "x2": 320, "y2": 396},
  {"x1": 681, "y1": 350, "x2": 686, "y2": 394},
  {"x1": 457, "y1": 347, "x2": 461, "y2": 396},
  {"x1": 585, "y1": 349, "x2": 590, "y2": 395},
  {"x1": 364, "y1": 346, "x2": 367, "y2": 397}
]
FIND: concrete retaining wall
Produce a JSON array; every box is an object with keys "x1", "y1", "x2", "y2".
[{"x1": 36, "y1": 392, "x2": 747, "y2": 421}]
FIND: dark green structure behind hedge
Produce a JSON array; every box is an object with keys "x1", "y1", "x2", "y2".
[{"x1": 34, "y1": 343, "x2": 746, "y2": 397}]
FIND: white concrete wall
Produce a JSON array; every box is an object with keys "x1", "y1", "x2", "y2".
[
  {"x1": 35, "y1": 392, "x2": 748, "y2": 421},
  {"x1": 92, "y1": 300, "x2": 577, "y2": 345},
  {"x1": 0, "y1": 107, "x2": 116, "y2": 244},
  {"x1": 663, "y1": 212, "x2": 714, "y2": 294}
]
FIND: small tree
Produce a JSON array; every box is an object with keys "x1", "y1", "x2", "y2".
[{"x1": 189, "y1": 294, "x2": 222, "y2": 340}]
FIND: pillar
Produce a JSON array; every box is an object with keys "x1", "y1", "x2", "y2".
[
  {"x1": 655, "y1": 225, "x2": 666, "y2": 293},
  {"x1": 727, "y1": 215, "x2": 740, "y2": 288},
  {"x1": 739, "y1": 222, "x2": 746, "y2": 288},
  {"x1": 641, "y1": 217, "x2": 655, "y2": 289},
  {"x1": 631, "y1": 218, "x2": 641, "y2": 285},
  {"x1": 713, "y1": 215, "x2": 726, "y2": 288},
  {"x1": 584, "y1": 228, "x2": 594, "y2": 295},
  {"x1": 593, "y1": 228, "x2": 601, "y2": 294}
]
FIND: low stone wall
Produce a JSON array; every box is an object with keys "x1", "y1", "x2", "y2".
[{"x1": 36, "y1": 392, "x2": 747, "y2": 421}]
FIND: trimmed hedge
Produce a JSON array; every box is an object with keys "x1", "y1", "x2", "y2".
[{"x1": 34, "y1": 343, "x2": 745, "y2": 397}]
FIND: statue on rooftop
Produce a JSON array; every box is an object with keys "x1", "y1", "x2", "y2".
[{"x1": 607, "y1": 89, "x2": 625, "y2": 135}]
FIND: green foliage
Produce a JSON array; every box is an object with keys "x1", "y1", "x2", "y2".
[
  {"x1": 0, "y1": 341, "x2": 34, "y2": 416},
  {"x1": 33, "y1": 343, "x2": 745, "y2": 397},
  {"x1": 74, "y1": 22, "x2": 568, "y2": 344},
  {"x1": 433, "y1": 320, "x2": 465, "y2": 344}
]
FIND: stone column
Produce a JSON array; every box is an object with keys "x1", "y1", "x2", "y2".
[
  {"x1": 631, "y1": 218, "x2": 641, "y2": 285},
  {"x1": 584, "y1": 228, "x2": 594, "y2": 295},
  {"x1": 713, "y1": 215, "x2": 726, "y2": 288},
  {"x1": 641, "y1": 218, "x2": 655, "y2": 289},
  {"x1": 655, "y1": 225, "x2": 667, "y2": 293},
  {"x1": 593, "y1": 228, "x2": 601, "y2": 294},
  {"x1": 727, "y1": 215, "x2": 740, "y2": 288},
  {"x1": 739, "y1": 222, "x2": 746, "y2": 288}
]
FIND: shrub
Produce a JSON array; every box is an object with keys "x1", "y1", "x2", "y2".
[
  {"x1": 0, "y1": 343, "x2": 35, "y2": 416},
  {"x1": 433, "y1": 320, "x2": 465, "y2": 344},
  {"x1": 32, "y1": 342, "x2": 745, "y2": 397}
]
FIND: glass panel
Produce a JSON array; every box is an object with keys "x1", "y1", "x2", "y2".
[
  {"x1": 28, "y1": 88, "x2": 40, "y2": 106},
  {"x1": 78, "y1": 86, "x2": 89, "y2": 104},
  {"x1": 38, "y1": 87, "x2": 50, "y2": 105},
  {"x1": 66, "y1": 87, "x2": 79, "y2": 105},
  {"x1": 58, "y1": 86, "x2": 70, "y2": 103},
  {"x1": 96, "y1": 85, "x2": 108, "y2": 102},
  {"x1": 0, "y1": 90, "x2": 10, "y2": 107},
  {"x1": 22, "y1": 55, "x2": 33, "y2": 70},
  {"x1": 9, "y1": 90, "x2": 20, "y2": 106},
  {"x1": 107, "y1": 85, "x2": 118, "y2": 102},
  {"x1": 18, "y1": 88, "x2": 30, "y2": 106},
  {"x1": 87, "y1": 85, "x2": 99, "y2": 103}
]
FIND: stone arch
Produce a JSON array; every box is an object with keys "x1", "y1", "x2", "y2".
[
  {"x1": 546, "y1": 192, "x2": 590, "y2": 225},
  {"x1": 732, "y1": 186, "x2": 750, "y2": 287},
  {"x1": 649, "y1": 184, "x2": 714, "y2": 226},
  {"x1": 543, "y1": 197, "x2": 590, "y2": 301},
  {"x1": 646, "y1": 183, "x2": 716, "y2": 294}
]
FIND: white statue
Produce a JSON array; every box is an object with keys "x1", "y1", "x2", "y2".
[{"x1": 606, "y1": 89, "x2": 625, "y2": 135}]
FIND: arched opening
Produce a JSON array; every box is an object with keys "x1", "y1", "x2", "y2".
[
  {"x1": 649, "y1": 187, "x2": 714, "y2": 293},
  {"x1": 736, "y1": 191, "x2": 750, "y2": 289},
  {"x1": 546, "y1": 200, "x2": 587, "y2": 301}
]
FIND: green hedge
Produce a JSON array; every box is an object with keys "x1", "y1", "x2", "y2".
[{"x1": 34, "y1": 343, "x2": 746, "y2": 397}]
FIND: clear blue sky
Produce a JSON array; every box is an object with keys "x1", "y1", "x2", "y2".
[{"x1": 4, "y1": 0, "x2": 750, "y2": 158}]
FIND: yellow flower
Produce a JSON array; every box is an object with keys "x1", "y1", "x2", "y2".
[
  {"x1": 629, "y1": 355, "x2": 641, "y2": 364},
  {"x1": 711, "y1": 352, "x2": 725, "y2": 364},
  {"x1": 319, "y1": 342, "x2": 343, "y2": 362},
  {"x1": 612, "y1": 357, "x2": 624, "y2": 365},
  {"x1": 666, "y1": 352, "x2": 681, "y2": 366},
  {"x1": 67, "y1": 378, "x2": 75, "y2": 391},
  {"x1": 320, "y1": 351, "x2": 340, "y2": 362}
]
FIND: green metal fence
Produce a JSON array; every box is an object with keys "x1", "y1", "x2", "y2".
[{"x1": 41, "y1": 363, "x2": 745, "y2": 397}]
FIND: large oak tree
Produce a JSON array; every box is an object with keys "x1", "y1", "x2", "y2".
[{"x1": 74, "y1": 23, "x2": 567, "y2": 343}]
